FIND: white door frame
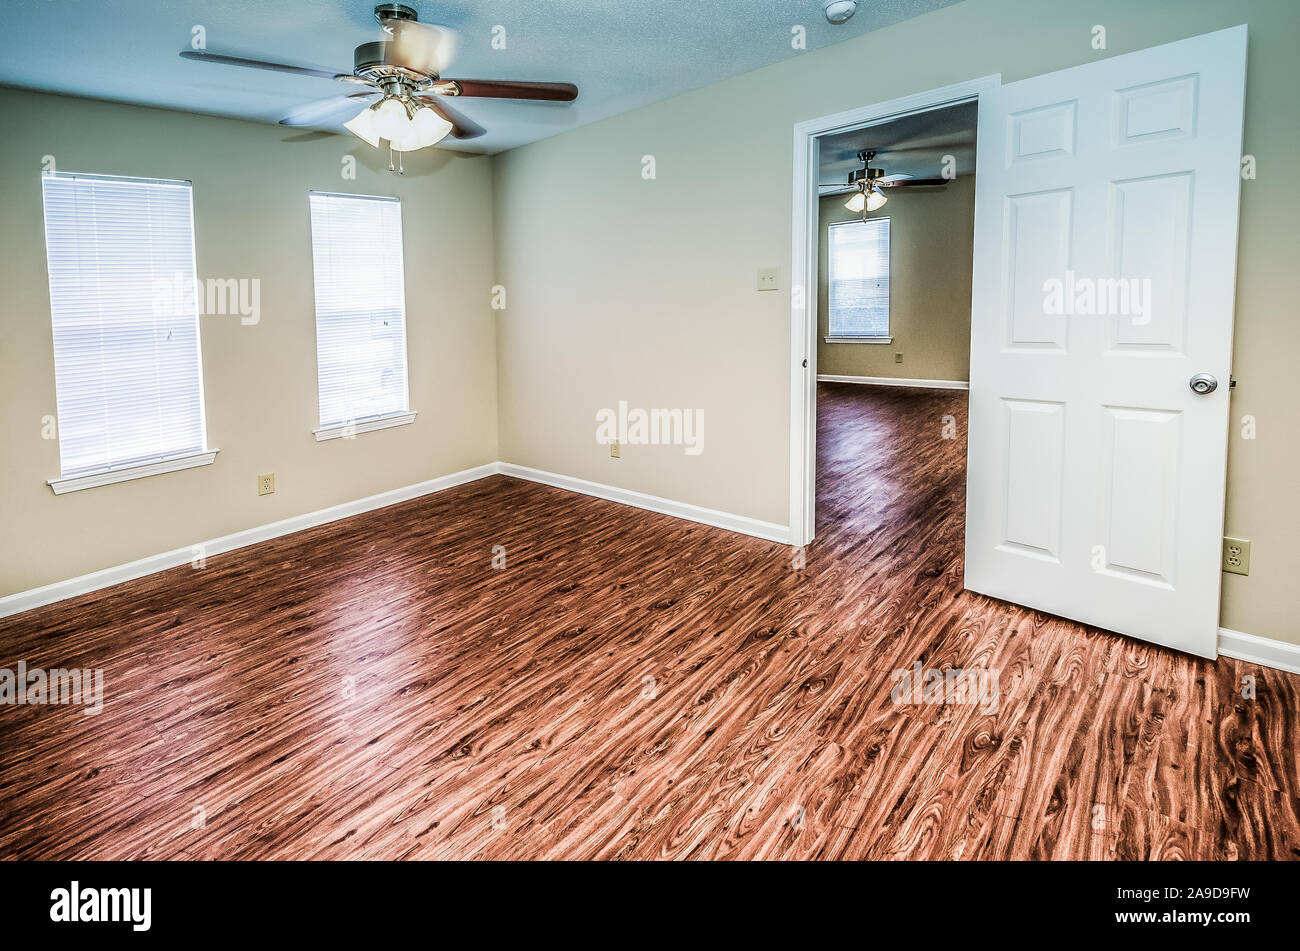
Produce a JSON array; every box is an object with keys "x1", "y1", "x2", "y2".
[{"x1": 788, "y1": 74, "x2": 1001, "y2": 546}]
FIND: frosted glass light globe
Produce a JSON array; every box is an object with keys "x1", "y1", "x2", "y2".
[{"x1": 373, "y1": 98, "x2": 410, "y2": 142}]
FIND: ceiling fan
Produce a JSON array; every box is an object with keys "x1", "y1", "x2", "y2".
[
  {"x1": 179, "y1": 3, "x2": 578, "y2": 168},
  {"x1": 820, "y1": 150, "x2": 949, "y2": 215}
]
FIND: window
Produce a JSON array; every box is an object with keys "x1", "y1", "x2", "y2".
[
  {"x1": 41, "y1": 172, "x2": 213, "y2": 493},
  {"x1": 308, "y1": 192, "x2": 414, "y2": 440},
  {"x1": 827, "y1": 217, "x2": 891, "y2": 342}
]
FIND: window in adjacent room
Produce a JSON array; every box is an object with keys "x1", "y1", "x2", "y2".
[
  {"x1": 41, "y1": 171, "x2": 214, "y2": 493},
  {"x1": 308, "y1": 191, "x2": 415, "y2": 440},
  {"x1": 827, "y1": 217, "x2": 891, "y2": 343}
]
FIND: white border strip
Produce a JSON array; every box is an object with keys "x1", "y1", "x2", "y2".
[
  {"x1": 1, "y1": 462, "x2": 498, "y2": 620},
  {"x1": 1, "y1": 461, "x2": 793, "y2": 621},
  {"x1": 48, "y1": 450, "x2": 219, "y2": 495},
  {"x1": 498, "y1": 463, "x2": 794, "y2": 545},
  {"x1": 314, "y1": 411, "x2": 417, "y2": 442},
  {"x1": 817, "y1": 374, "x2": 970, "y2": 390},
  {"x1": 1219, "y1": 627, "x2": 1300, "y2": 674},
  {"x1": 12, "y1": 462, "x2": 1300, "y2": 675}
]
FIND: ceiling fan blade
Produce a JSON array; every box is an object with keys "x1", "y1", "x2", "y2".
[
  {"x1": 436, "y1": 79, "x2": 578, "y2": 102},
  {"x1": 179, "y1": 49, "x2": 350, "y2": 81},
  {"x1": 880, "y1": 178, "x2": 950, "y2": 187},
  {"x1": 414, "y1": 96, "x2": 486, "y2": 140},
  {"x1": 279, "y1": 92, "x2": 379, "y2": 127},
  {"x1": 387, "y1": 19, "x2": 458, "y2": 76}
]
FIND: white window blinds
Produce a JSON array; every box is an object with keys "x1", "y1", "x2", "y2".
[
  {"x1": 41, "y1": 172, "x2": 208, "y2": 478},
  {"x1": 828, "y1": 217, "x2": 891, "y2": 338},
  {"x1": 308, "y1": 192, "x2": 409, "y2": 429}
]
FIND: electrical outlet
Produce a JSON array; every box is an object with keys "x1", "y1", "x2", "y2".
[
  {"x1": 609, "y1": 440, "x2": 621, "y2": 459},
  {"x1": 757, "y1": 267, "x2": 779, "y2": 292},
  {"x1": 1222, "y1": 537, "x2": 1250, "y2": 576},
  {"x1": 258, "y1": 472, "x2": 275, "y2": 496},
  {"x1": 894, "y1": 352, "x2": 903, "y2": 364}
]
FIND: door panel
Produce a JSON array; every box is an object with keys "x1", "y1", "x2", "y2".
[{"x1": 965, "y1": 26, "x2": 1247, "y2": 658}]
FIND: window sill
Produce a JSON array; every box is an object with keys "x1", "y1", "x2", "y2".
[
  {"x1": 825, "y1": 335, "x2": 893, "y2": 345},
  {"x1": 48, "y1": 450, "x2": 219, "y2": 495},
  {"x1": 313, "y1": 411, "x2": 417, "y2": 442}
]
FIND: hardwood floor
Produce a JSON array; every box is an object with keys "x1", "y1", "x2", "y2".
[{"x1": 1, "y1": 382, "x2": 1297, "y2": 860}]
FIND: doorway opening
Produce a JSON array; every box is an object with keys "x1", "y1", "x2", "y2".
[
  {"x1": 788, "y1": 77, "x2": 997, "y2": 547},
  {"x1": 813, "y1": 102, "x2": 979, "y2": 543}
]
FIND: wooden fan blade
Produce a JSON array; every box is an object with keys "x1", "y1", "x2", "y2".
[
  {"x1": 279, "y1": 92, "x2": 379, "y2": 127},
  {"x1": 880, "y1": 178, "x2": 950, "y2": 187},
  {"x1": 414, "y1": 96, "x2": 486, "y2": 140},
  {"x1": 180, "y1": 49, "x2": 350, "y2": 81},
  {"x1": 437, "y1": 79, "x2": 578, "y2": 102}
]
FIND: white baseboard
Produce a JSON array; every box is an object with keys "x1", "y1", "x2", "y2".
[
  {"x1": 18, "y1": 463, "x2": 1295, "y2": 676},
  {"x1": 498, "y1": 462, "x2": 794, "y2": 545},
  {"x1": 0, "y1": 460, "x2": 792, "y2": 621},
  {"x1": 0, "y1": 462, "x2": 500, "y2": 621},
  {"x1": 1218, "y1": 627, "x2": 1300, "y2": 674},
  {"x1": 817, "y1": 374, "x2": 969, "y2": 390}
]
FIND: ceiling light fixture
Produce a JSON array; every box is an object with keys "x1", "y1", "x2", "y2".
[
  {"x1": 343, "y1": 107, "x2": 380, "y2": 147},
  {"x1": 344, "y1": 95, "x2": 453, "y2": 155},
  {"x1": 845, "y1": 182, "x2": 887, "y2": 215},
  {"x1": 824, "y1": 1, "x2": 858, "y2": 25}
]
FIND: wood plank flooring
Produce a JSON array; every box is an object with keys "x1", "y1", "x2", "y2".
[{"x1": 1, "y1": 382, "x2": 1297, "y2": 860}]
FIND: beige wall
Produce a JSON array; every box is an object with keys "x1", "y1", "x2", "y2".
[
  {"x1": 817, "y1": 176, "x2": 974, "y2": 381},
  {"x1": 492, "y1": 0, "x2": 1300, "y2": 645},
  {"x1": 0, "y1": 88, "x2": 499, "y2": 597}
]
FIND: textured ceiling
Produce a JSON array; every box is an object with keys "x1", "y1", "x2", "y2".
[
  {"x1": 0, "y1": 0, "x2": 963, "y2": 154},
  {"x1": 818, "y1": 99, "x2": 977, "y2": 189}
]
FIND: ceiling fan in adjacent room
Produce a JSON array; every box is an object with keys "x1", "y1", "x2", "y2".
[
  {"x1": 178, "y1": 3, "x2": 578, "y2": 169},
  {"x1": 820, "y1": 150, "x2": 949, "y2": 216}
]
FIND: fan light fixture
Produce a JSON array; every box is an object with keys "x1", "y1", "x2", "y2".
[
  {"x1": 177, "y1": 3, "x2": 581, "y2": 175},
  {"x1": 345, "y1": 97, "x2": 452, "y2": 152},
  {"x1": 344, "y1": 108, "x2": 380, "y2": 147},
  {"x1": 845, "y1": 183, "x2": 887, "y2": 215}
]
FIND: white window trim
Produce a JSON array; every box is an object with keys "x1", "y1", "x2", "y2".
[
  {"x1": 48, "y1": 450, "x2": 219, "y2": 495},
  {"x1": 827, "y1": 216, "x2": 891, "y2": 342},
  {"x1": 42, "y1": 170, "x2": 212, "y2": 482},
  {"x1": 313, "y1": 411, "x2": 417, "y2": 442},
  {"x1": 309, "y1": 190, "x2": 411, "y2": 434}
]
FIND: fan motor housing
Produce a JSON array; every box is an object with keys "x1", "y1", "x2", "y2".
[
  {"x1": 848, "y1": 167, "x2": 884, "y2": 185},
  {"x1": 354, "y1": 40, "x2": 432, "y2": 85}
]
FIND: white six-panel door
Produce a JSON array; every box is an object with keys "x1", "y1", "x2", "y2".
[{"x1": 964, "y1": 26, "x2": 1248, "y2": 658}]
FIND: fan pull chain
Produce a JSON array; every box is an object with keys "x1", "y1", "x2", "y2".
[{"x1": 388, "y1": 145, "x2": 396, "y2": 173}]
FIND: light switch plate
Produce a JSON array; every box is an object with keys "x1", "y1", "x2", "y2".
[{"x1": 757, "y1": 267, "x2": 779, "y2": 292}]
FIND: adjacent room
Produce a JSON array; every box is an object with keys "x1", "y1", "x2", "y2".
[
  {"x1": 1, "y1": 0, "x2": 1297, "y2": 890},
  {"x1": 814, "y1": 102, "x2": 976, "y2": 545}
]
